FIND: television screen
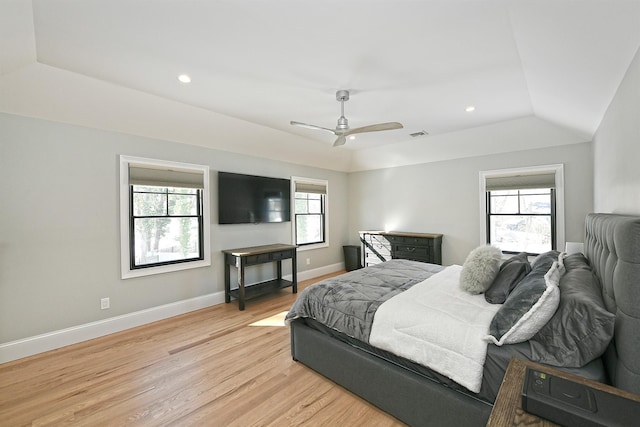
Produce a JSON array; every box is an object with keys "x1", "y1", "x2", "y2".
[{"x1": 218, "y1": 172, "x2": 291, "y2": 224}]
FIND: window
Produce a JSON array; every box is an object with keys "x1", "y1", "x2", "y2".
[
  {"x1": 292, "y1": 177, "x2": 328, "y2": 248},
  {"x1": 295, "y1": 192, "x2": 325, "y2": 245},
  {"x1": 480, "y1": 165, "x2": 564, "y2": 255},
  {"x1": 487, "y1": 188, "x2": 555, "y2": 254},
  {"x1": 120, "y1": 156, "x2": 211, "y2": 278},
  {"x1": 130, "y1": 185, "x2": 203, "y2": 268}
]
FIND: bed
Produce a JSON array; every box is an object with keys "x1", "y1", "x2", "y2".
[{"x1": 286, "y1": 213, "x2": 640, "y2": 426}]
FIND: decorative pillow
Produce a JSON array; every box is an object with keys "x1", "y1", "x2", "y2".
[
  {"x1": 531, "y1": 250, "x2": 562, "y2": 270},
  {"x1": 529, "y1": 253, "x2": 615, "y2": 367},
  {"x1": 485, "y1": 252, "x2": 564, "y2": 346},
  {"x1": 459, "y1": 245, "x2": 503, "y2": 294},
  {"x1": 485, "y1": 252, "x2": 532, "y2": 304}
]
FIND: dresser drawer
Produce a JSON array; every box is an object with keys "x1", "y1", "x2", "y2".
[
  {"x1": 245, "y1": 253, "x2": 271, "y2": 265},
  {"x1": 404, "y1": 236, "x2": 433, "y2": 246},
  {"x1": 271, "y1": 250, "x2": 293, "y2": 260},
  {"x1": 387, "y1": 235, "x2": 431, "y2": 246},
  {"x1": 365, "y1": 243, "x2": 391, "y2": 255},
  {"x1": 385, "y1": 235, "x2": 404, "y2": 244},
  {"x1": 362, "y1": 233, "x2": 391, "y2": 260},
  {"x1": 365, "y1": 234, "x2": 391, "y2": 247},
  {"x1": 394, "y1": 245, "x2": 430, "y2": 260},
  {"x1": 365, "y1": 250, "x2": 388, "y2": 263},
  {"x1": 364, "y1": 256, "x2": 385, "y2": 266}
]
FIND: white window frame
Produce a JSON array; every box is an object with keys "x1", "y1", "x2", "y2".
[
  {"x1": 119, "y1": 155, "x2": 211, "y2": 279},
  {"x1": 479, "y1": 164, "x2": 565, "y2": 252},
  {"x1": 291, "y1": 176, "x2": 329, "y2": 251}
]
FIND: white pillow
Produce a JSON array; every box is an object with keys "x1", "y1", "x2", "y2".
[{"x1": 459, "y1": 245, "x2": 503, "y2": 294}]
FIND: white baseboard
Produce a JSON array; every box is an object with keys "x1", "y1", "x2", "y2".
[
  {"x1": 0, "y1": 291, "x2": 226, "y2": 364},
  {"x1": 296, "y1": 262, "x2": 345, "y2": 281},
  {"x1": 0, "y1": 263, "x2": 345, "y2": 364}
]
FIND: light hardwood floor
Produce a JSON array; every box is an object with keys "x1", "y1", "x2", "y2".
[{"x1": 0, "y1": 272, "x2": 405, "y2": 426}]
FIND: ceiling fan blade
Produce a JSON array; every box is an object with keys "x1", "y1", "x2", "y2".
[
  {"x1": 344, "y1": 122, "x2": 403, "y2": 136},
  {"x1": 292, "y1": 92, "x2": 402, "y2": 147},
  {"x1": 333, "y1": 135, "x2": 347, "y2": 147},
  {"x1": 290, "y1": 121, "x2": 337, "y2": 135}
]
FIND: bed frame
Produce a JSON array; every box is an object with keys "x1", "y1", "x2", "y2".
[{"x1": 290, "y1": 213, "x2": 640, "y2": 426}]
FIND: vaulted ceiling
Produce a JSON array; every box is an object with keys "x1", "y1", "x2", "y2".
[{"x1": 2, "y1": 0, "x2": 639, "y2": 172}]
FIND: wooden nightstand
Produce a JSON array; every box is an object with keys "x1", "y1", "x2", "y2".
[{"x1": 487, "y1": 357, "x2": 640, "y2": 426}]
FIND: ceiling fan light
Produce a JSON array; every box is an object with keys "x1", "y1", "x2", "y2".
[{"x1": 337, "y1": 115, "x2": 349, "y2": 130}]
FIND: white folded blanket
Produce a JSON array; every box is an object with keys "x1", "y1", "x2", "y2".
[{"x1": 369, "y1": 265, "x2": 501, "y2": 393}]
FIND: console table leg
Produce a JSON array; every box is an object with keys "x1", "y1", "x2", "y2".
[
  {"x1": 224, "y1": 261, "x2": 231, "y2": 303},
  {"x1": 238, "y1": 258, "x2": 246, "y2": 311},
  {"x1": 292, "y1": 251, "x2": 297, "y2": 293}
]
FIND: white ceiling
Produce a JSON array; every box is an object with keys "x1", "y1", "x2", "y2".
[{"x1": 1, "y1": 0, "x2": 640, "y2": 172}]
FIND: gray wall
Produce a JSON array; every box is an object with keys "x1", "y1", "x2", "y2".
[
  {"x1": 593, "y1": 46, "x2": 640, "y2": 214},
  {"x1": 348, "y1": 143, "x2": 594, "y2": 265},
  {"x1": 0, "y1": 113, "x2": 349, "y2": 343}
]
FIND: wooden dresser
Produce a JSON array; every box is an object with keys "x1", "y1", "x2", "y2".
[{"x1": 359, "y1": 231, "x2": 442, "y2": 266}]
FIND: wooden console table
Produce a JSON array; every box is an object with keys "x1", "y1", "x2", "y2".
[{"x1": 222, "y1": 243, "x2": 297, "y2": 310}]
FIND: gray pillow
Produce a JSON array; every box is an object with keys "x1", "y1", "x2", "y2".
[
  {"x1": 529, "y1": 253, "x2": 615, "y2": 367},
  {"x1": 531, "y1": 250, "x2": 562, "y2": 270},
  {"x1": 486, "y1": 251, "x2": 562, "y2": 345},
  {"x1": 459, "y1": 245, "x2": 503, "y2": 294},
  {"x1": 485, "y1": 252, "x2": 531, "y2": 304}
]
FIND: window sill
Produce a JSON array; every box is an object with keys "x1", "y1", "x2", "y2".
[
  {"x1": 122, "y1": 258, "x2": 211, "y2": 279},
  {"x1": 296, "y1": 242, "x2": 329, "y2": 252}
]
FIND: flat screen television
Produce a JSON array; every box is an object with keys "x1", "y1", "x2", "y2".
[{"x1": 218, "y1": 172, "x2": 291, "y2": 224}]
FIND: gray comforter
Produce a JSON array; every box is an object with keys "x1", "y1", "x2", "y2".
[{"x1": 285, "y1": 259, "x2": 444, "y2": 342}]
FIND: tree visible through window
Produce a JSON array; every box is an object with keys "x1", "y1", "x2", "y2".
[
  {"x1": 487, "y1": 188, "x2": 555, "y2": 255},
  {"x1": 131, "y1": 186, "x2": 204, "y2": 268},
  {"x1": 120, "y1": 155, "x2": 210, "y2": 279},
  {"x1": 295, "y1": 191, "x2": 325, "y2": 245}
]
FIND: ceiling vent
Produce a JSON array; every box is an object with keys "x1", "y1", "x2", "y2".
[{"x1": 409, "y1": 130, "x2": 429, "y2": 138}]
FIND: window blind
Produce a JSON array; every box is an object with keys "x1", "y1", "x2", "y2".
[
  {"x1": 129, "y1": 165, "x2": 205, "y2": 189},
  {"x1": 295, "y1": 182, "x2": 327, "y2": 194},
  {"x1": 485, "y1": 172, "x2": 556, "y2": 191}
]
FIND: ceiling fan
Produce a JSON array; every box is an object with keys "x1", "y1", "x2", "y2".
[{"x1": 290, "y1": 90, "x2": 403, "y2": 147}]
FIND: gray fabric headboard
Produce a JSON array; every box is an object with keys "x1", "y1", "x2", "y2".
[{"x1": 584, "y1": 213, "x2": 640, "y2": 394}]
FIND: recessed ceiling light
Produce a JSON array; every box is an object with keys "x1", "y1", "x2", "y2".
[
  {"x1": 465, "y1": 106, "x2": 475, "y2": 112},
  {"x1": 178, "y1": 74, "x2": 191, "y2": 83},
  {"x1": 349, "y1": 135, "x2": 356, "y2": 140}
]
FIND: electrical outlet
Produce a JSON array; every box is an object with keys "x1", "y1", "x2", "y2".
[
  {"x1": 100, "y1": 297, "x2": 110, "y2": 310},
  {"x1": 306, "y1": 258, "x2": 311, "y2": 265}
]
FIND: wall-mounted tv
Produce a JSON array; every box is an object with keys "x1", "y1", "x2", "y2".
[{"x1": 218, "y1": 172, "x2": 291, "y2": 224}]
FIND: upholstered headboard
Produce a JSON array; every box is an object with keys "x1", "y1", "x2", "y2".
[{"x1": 584, "y1": 213, "x2": 640, "y2": 394}]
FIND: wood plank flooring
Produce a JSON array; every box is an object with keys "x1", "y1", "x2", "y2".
[{"x1": 0, "y1": 272, "x2": 405, "y2": 426}]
